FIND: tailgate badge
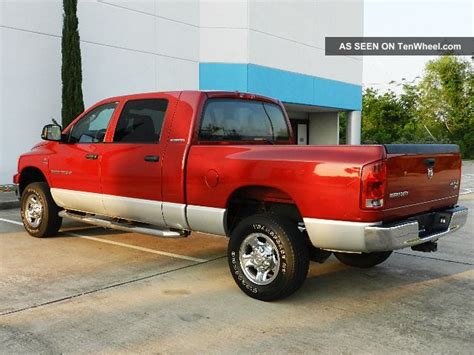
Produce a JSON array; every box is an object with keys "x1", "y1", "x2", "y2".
[
  {"x1": 389, "y1": 191, "x2": 409, "y2": 199},
  {"x1": 427, "y1": 167, "x2": 434, "y2": 179},
  {"x1": 449, "y1": 180, "x2": 459, "y2": 190}
]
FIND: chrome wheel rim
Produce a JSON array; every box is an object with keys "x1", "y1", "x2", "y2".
[
  {"x1": 239, "y1": 233, "x2": 280, "y2": 285},
  {"x1": 24, "y1": 194, "x2": 43, "y2": 228}
]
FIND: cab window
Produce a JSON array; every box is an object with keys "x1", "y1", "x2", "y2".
[
  {"x1": 69, "y1": 103, "x2": 117, "y2": 143},
  {"x1": 199, "y1": 99, "x2": 290, "y2": 142},
  {"x1": 113, "y1": 99, "x2": 168, "y2": 143}
]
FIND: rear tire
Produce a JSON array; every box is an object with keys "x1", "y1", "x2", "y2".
[
  {"x1": 334, "y1": 251, "x2": 392, "y2": 268},
  {"x1": 228, "y1": 213, "x2": 309, "y2": 301},
  {"x1": 20, "y1": 182, "x2": 62, "y2": 237}
]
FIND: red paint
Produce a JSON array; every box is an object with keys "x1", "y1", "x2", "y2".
[
  {"x1": 382, "y1": 153, "x2": 460, "y2": 221},
  {"x1": 205, "y1": 170, "x2": 219, "y2": 188},
  {"x1": 15, "y1": 90, "x2": 463, "y2": 225},
  {"x1": 185, "y1": 145, "x2": 388, "y2": 222}
]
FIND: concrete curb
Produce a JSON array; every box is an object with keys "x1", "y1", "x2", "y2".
[
  {"x1": 0, "y1": 200, "x2": 20, "y2": 210},
  {"x1": 0, "y1": 186, "x2": 19, "y2": 210}
]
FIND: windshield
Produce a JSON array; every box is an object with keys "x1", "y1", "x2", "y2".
[{"x1": 199, "y1": 99, "x2": 290, "y2": 142}]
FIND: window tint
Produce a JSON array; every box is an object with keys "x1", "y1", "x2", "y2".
[
  {"x1": 69, "y1": 103, "x2": 117, "y2": 143},
  {"x1": 263, "y1": 103, "x2": 290, "y2": 140},
  {"x1": 113, "y1": 99, "x2": 168, "y2": 143},
  {"x1": 199, "y1": 99, "x2": 289, "y2": 142}
]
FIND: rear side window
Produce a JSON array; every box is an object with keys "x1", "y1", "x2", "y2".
[
  {"x1": 113, "y1": 99, "x2": 168, "y2": 143},
  {"x1": 199, "y1": 99, "x2": 290, "y2": 142}
]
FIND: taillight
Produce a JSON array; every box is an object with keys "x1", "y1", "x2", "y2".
[{"x1": 360, "y1": 160, "x2": 386, "y2": 209}]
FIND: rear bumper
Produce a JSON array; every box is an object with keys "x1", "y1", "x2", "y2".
[{"x1": 304, "y1": 206, "x2": 468, "y2": 253}]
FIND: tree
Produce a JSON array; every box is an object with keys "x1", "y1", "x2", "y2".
[
  {"x1": 417, "y1": 56, "x2": 474, "y2": 157},
  {"x1": 61, "y1": 0, "x2": 84, "y2": 127},
  {"x1": 361, "y1": 56, "x2": 473, "y2": 158},
  {"x1": 361, "y1": 88, "x2": 418, "y2": 144}
]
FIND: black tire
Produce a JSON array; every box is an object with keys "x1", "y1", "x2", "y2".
[
  {"x1": 20, "y1": 182, "x2": 62, "y2": 237},
  {"x1": 334, "y1": 251, "x2": 392, "y2": 268},
  {"x1": 228, "y1": 213, "x2": 309, "y2": 301}
]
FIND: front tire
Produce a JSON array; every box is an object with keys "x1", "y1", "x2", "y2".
[
  {"x1": 20, "y1": 182, "x2": 62, "y2": 237},
  {"x1": 228, "y1": 214, "x2": 309, "y2": 301},
  {"x1": 334, "y1": 251, "x2": 392, "y2": 268}
]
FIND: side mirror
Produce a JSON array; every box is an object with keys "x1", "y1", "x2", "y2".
[{"x1": 41, "y1": 124, "x2": 62, "y2": 141}]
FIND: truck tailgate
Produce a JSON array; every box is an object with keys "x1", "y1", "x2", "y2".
[{"x1": 383, "y1": 144, "x2": 461, "y2": 220}]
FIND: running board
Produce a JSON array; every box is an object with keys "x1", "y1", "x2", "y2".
[{"x1": 59, "y1": 211, "x2": 188, "y2": 238}]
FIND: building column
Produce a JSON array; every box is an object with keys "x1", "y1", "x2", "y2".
[
  {"x1": 346, "y1": 110, "x2": 361, "y2": 145},
  {"x1": 308, "y1": 112, "x2": 339, "y2": 145}
]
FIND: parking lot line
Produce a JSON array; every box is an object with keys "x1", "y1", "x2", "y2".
[
  {"x1": 67, "y1": 232, "x2": 208, "y2": 263},
  {"x1": 0, "y1": 218, "x2": 208, "y2": 263},
  {"x1": 0, "y1": 218, "x2": 23, "y2": 226}
]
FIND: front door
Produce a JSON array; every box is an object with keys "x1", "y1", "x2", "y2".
[
  {"x1": 48, "y1": 102, "x2": 118, "y2": 214},
  {"x1": 100, "y1": 98, "x2": 171, "y2": 226}
]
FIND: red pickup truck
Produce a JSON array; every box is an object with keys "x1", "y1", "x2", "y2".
[{"x1": 14, "y1": 91, "x2": 468, "y2": 301}]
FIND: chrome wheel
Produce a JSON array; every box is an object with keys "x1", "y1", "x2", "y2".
[
  {"x1": 239, "y1": 233, "x2": 280, "y2": 285},
  {"x1": 24, "y1": 194, "x2": 43, "y2": 228}
]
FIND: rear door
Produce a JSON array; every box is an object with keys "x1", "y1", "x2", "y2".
[
  {"x1": 100, "y1": 97, "x2": 175, "y2": 226},
  {"x1": 383, "y1": 144, "x2": 461, "y2": 220}
]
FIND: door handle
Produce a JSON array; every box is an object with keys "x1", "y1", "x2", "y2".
[
  {"x1": 85, "y1": 153, "x2": 98, "y2": 160},
  {"x1": 144, "y1": 155, "x2": 159, "y2": 162}
]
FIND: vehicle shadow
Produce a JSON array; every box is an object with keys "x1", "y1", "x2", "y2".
[{"x1": 289, "y1": 254, "x2": 473, "y2": 306}]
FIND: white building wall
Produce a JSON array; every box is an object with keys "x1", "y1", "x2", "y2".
[
  {"x1": 200, "y1": 0, "x2": 248, "y2": 63},
  {"x1": 200, "y1": 0, "x2": 364, "y2": 86},
  {"x1": 1, "y1": 0, "x2": 63, "y2": 185},
  {"x1": 78, "y1": 0, "x2": 200, "y2": 106},
  {"x1": 248, "y1": 0, "x2": 363, "y2": 85},
  {"x1": 0, "y1": 0, "x2": 200, "y2": 184}
]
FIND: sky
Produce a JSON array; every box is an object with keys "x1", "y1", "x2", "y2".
[{"x1": 363, "y1": 0, "x2": 473, "y2": 93}]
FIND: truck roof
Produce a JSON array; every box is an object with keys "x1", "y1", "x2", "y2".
[{"x1": 98, "y1": 90, "x2": 281, "y2": 106}]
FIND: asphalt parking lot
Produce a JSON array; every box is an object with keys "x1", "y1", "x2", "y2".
[{"x1": 1, "y1": 165, "x2": 473, "y2": 353}]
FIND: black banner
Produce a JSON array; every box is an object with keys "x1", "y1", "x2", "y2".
[{"x1": 325, "y1": 37, "x2": 474, "y2": 56}]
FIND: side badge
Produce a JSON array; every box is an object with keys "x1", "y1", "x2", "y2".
[
  {"x1": 427, "y1": 167, "x2": 434, "y2": 179},
  {"x1": 449, "y1": 180, "x2": 459, "y2": 190}
]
